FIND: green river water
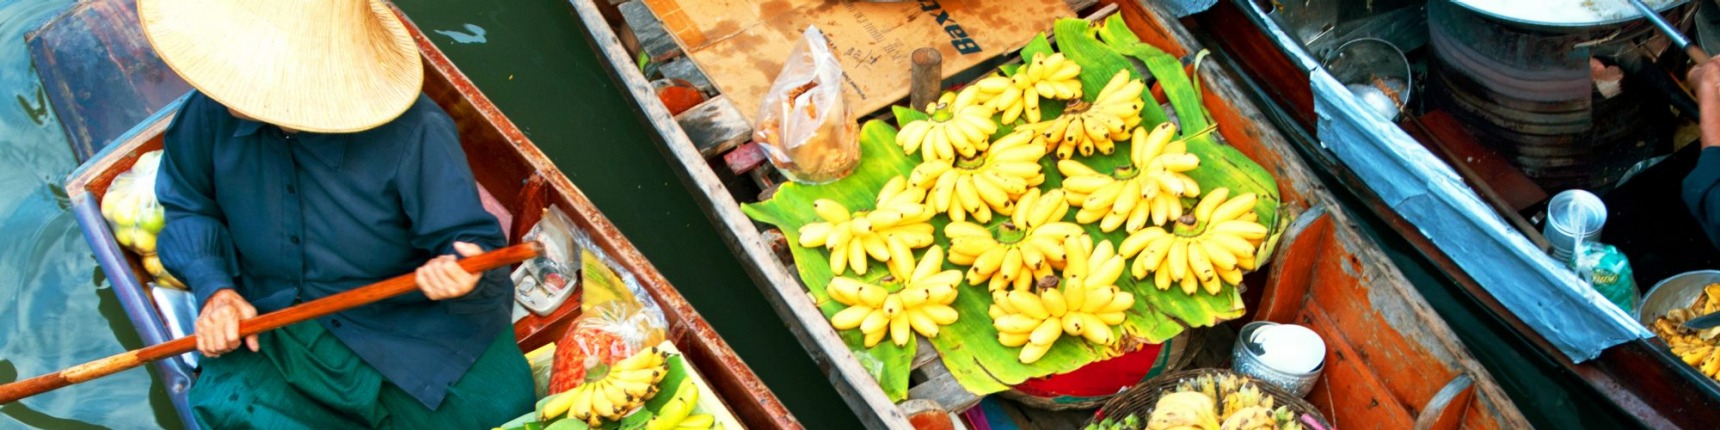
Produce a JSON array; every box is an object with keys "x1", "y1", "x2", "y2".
[{"x1": 0, "y1": 0, "x2": 1651, "y2": 429}]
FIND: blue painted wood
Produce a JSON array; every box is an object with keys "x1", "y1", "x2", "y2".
[{"x1": 26, "y1": 0, "x2": 190, "y2": 162}]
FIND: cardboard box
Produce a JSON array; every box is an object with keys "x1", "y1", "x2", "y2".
[{"x1": 643, "y1": 0, "x2": 1074, "y2": 123}]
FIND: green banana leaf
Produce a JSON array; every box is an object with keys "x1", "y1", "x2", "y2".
[
  {"x1": 741, "y1": 17, "x2": 1285, "y2": 398},
  {"x1": 740, "y1": 120, "x2": 918, "y2": 401}
]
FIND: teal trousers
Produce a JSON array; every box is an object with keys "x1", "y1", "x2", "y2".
[{"x1": 189, "y1": 322, "x2": 533, "y2": 429}]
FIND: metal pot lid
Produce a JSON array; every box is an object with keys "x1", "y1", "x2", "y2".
[{"x1": 1452, "y1": 0, "x2": 1685, "y2": 28}]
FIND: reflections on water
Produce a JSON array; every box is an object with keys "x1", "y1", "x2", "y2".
[{"x1": 0, "y1": 0, "x2": 172, "y2": 428}]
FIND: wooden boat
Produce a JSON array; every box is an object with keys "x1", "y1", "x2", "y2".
[
  {"x1": 50, "y1": 2, "x2": 796, "y2": 429},
  {"x1": 572, "y1": 0, "x2": 1530, "y2": 427},
  {"x1": 1192, "y1": 0, "x2": 1720, "y2": 427}
]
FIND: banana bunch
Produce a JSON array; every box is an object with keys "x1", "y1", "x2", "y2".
[
  {"x1": 827, "y1": 245, "x2": 962, "y2": 347},
  {"x1": 966, "y1": 52, "x2": 1084, "y2": 124},
  {"x1": 541, "y1": 346, "x2": 671, "y2": 426},
  {"x1": 797, "y1": 176, "x2": 937, "y2": 277},
  {"x1": 945, "y1": 188, "x2": 1084, "y2": 292},
  {"x1": 910, "y1": 130, "x2": 1047, "y2": 224},
  {"x1": 1153, "y1": 374, "x2": 1306, "y2": 430},
  {"x1": 645, "y1": 379, "x2": 720, "y2": 430},
  {"x1": 1119, "y1": 188, "x2": 1268, "y2": 295},
  {"x1": 1027, "y1": 69, "x2": 1145, "y2": 159},
  {"x1": 897, "y1": 90, "x2": 999, "y2": 161},
  {"x1": 1061, "y1": 123, "x2": 1202, "y2": 233},
  {"x1": 989, "y1": 237, "x2": 1135, "y2": 363}
]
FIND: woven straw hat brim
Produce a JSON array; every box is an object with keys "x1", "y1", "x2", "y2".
[{"x1": 139, "y1": 0, "x2": 424, "y2": 133}]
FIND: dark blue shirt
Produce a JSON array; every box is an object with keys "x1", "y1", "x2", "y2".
[
  {"x1": 1687, "y1": 147, "x2": 1720, "y2": 249},
  {"x1": 155, "y1": 91, "x2": 512, "y2": 409}
]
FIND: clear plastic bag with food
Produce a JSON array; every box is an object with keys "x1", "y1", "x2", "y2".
[
  {"x1": 101, "y1": 150, "x2": 186, "y2": 289},
  {"x1": 752, "y1": 25, "x2": 859, "y2": 184},
  {"x1": 547, "y1": 300, "x2": 668, "y2": 394}
]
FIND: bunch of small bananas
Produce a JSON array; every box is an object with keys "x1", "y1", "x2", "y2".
[
  {"x1": 827, "y1": 245, "x2": 962, "y2": 347},
  {"x1": 644, "y1": 379, "x2": 720, "y2": 430},
  {"x1": 1062, "y1": 123, "x2": 1203, "y2": 233},
  {"x1": 897, "y1": 90, "x2": 999, "y2": 161},
  {"x1": 945, "y1": 188, "x2": 1084, "y2": 292},
  {"x1": 540, "y1": 347, "x2": 670, "y2": 426},
  {"x1": 1026, "y1": 69, "x2": 1145, "y2": 159},
  {"x1": 966, "y1": 52, "x2": 1084, "y2": 124},
  {"x1": 990, "y1": 236, "x2": 1135, "y2": 363},
  {"x1": 1651, "y1": 284, "x2": 1720, "y2": 381},
  {"x1": 797, "y1": 176, "x2": 936, "y2": 277},
  {"x1": 910, "y1": 130, "x2": 1048, "y2": 224},
  {"x1": 1119, "y1": 188, "x2": 1267, "y2": 295},
  {"x1": 1152, "y1": 374, "x2": 1306, "y2": 430}
]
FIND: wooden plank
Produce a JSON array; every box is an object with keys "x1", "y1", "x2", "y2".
[
  {"x1": 568, "y1": 0, "x2": 914, "y2": 427},
  {"x1": 644, "y1": 0, "x2": 1077, "y2": 123},
  {"x1": 906, "y1": 358, "x2": 982, "y2": 413},
  {"x1": 1402, "y1": 110, "x2": 1548, "y2": 237},
  {"x1": 658, "y1": 57, "x2": 716, "y2": 94},
  {"x1": 617, "y1": 0, "x2": 680, "y2": 61},
  {"x1": 26, "y1": 0, "x2": 192, "y2": 161},
  {"x1": 1299, "y1": 307, "x2": 1418, "y2": 430},
  {"x1": 675, "y1": 95, "x2": 752, "y2": 157}
]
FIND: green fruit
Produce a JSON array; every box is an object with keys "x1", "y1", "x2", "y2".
[{"x1": 139, "y1": 209, "x2": 166, "y2": 234}]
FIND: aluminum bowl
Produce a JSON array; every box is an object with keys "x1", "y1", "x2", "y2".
[{"x1": 1637, "y1": 270, "x2": 1720, "y2": 327}]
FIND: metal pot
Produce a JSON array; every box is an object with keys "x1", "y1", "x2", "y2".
[{"x1": 1427, "y1": 0, "x2": 1690, "y2": 191}]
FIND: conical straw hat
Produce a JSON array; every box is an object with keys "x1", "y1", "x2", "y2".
[{"x1": 139, "y1": 0, "x2": 423, "y2": 133}]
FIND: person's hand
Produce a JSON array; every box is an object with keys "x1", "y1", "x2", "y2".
[
  {"x1": 417, "y1": 241, "x2": 484, "y2": 300},
  {"x1": 1689, "y1": 57, "x2": 1720, "y2": 148},
  {"x1": 196, "y1": 289, "x2": 258, "y2": 357}
]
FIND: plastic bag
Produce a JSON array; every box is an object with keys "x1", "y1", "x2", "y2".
[
  {"x1": 752, "y1": 25, "x2": 859, "y2": 184},
  {"x1": 516, "y1": 206, "x2": 582, "y2": 316},
  {"x1": 547, "y1": 300, "x2": 667, "y2": 394},
  {"x1": 1572, "y1": 241, "x2": 1638, "y2": 314},
  {"x1": 101, "y1": 150, "x2": 186, "y2": 289}
]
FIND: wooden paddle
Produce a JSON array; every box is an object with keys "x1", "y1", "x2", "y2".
[{"x1": 0, "y1": 241, "x2": 541, "y2": 404}]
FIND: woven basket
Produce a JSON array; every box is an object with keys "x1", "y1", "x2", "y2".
[{"x1": 1088, "y1": 368, "x2": 1332, "y2": 429}]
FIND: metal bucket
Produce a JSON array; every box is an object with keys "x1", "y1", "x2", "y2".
[{"x1": 1426, "y1": 0, "x2": 1685, "y2": 190}]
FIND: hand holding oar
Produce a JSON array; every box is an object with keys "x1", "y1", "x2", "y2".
[{"x1": 0, "y1": 241, "x2": 541, "y2": 404}]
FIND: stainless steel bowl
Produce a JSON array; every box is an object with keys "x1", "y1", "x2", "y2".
[
  {"x1": 1232, "y1": 321, "x2": 1324, "y2": 397},
  {"x1": 1637, "y1": 270, "x2": 1720, "y2": 326}
]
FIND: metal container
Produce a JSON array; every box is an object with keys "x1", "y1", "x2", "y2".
[
  {"x1": 1427, "y1": 0, "x2": 1685, "y2": 190},
  {"x1": 1324, "y1": 38, "x2": 1413, "y2": 121},
  {"x1": 1543, "y1": 189, "x2": 1608, "y2": 262},
  {"x1": 1233, "y1": 321, "x2": 1325, "y2": 397},
  {"x1": 1637, "y1": 270, "x2": 1720, "y2": 326}
]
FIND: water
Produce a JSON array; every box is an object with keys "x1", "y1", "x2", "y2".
[{"x1": 0, "y1": 0, "x2": 179, "y2": 428}]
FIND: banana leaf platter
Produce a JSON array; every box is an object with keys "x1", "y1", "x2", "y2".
[{"x1": 572, "y1": 0, "x2": 1531, "y2": 427}]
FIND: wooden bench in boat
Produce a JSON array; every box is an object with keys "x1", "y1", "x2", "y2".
[
  {"x1": 49, "y1": 2, "x2": 797, "y2": 428},
  {"x1": 571, "y1": 0, "x2": 1532, "y2": 427}
]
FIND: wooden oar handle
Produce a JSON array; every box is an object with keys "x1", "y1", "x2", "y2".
[
  {"x1": 0, "y1": 241, "x2": 541, "y2": 404},
  {"x1": 1688, "y1": 44, "x2": 1711, "y2": 66}
]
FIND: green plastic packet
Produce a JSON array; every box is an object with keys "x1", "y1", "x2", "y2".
[{"x1": 1571, "y1": 242, "x2": 1638, "y2": 314}]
